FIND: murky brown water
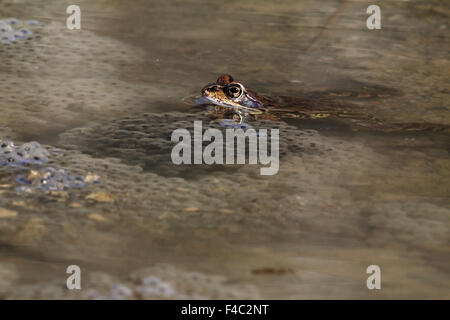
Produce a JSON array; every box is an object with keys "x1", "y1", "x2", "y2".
[{"x1": 0, "y1": 0, "x2": 449, "y2": 299}]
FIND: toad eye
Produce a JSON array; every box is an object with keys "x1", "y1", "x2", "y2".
[{"x1": 226, "y1": 84, "x2": 244, "y2": 99}]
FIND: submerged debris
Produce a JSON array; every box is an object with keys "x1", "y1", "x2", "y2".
[
  {"x1": 0, "y1": 141, "x2": 49, "y2": 167},
  {"x1": 251, "y1": 267, "x2": 295, "y2": 275},
  {"x1": 15, "y1": 167, "x2": 99, "y2": 192}
]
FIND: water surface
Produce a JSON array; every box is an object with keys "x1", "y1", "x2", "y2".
[{"x1": 0, "y1": 0, "x2": 448, "y2": 299}]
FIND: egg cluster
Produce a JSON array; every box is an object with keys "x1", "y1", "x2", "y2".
[
  {"x1": 15, "y1": 167, "x2": 94, "y2": 192},
  {"x1": 0, "y1": 140, "x2": 49, "y2": 167},
  {"x1": 0, "y1": 140, "x2": 98, "y2": 192},
  {"x1": 60, "y1": 112, "x2": 320, "y2": 178},
  {"x1": 0, "y1": 18, "x2": 38, "y2": 44},
  {"x1": 3, "y1": 263, "x2": 260, "y2": 299}
]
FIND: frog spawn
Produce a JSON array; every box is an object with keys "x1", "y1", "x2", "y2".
[
  {"x1": 0, "y1": 18, "x2": 37, "y2": 44},
  {"x1": 15, "y1": 167, "x2": 99, "y2": 193},
  {"x1": 3, "y1": 263, "x2": 261, "y2": 299},
  {"x1": 85, "y1": 276, "x2": 177, "y2": 300},
  {"x1": 59, "y1": 111, "x2": 313, "y2": 179},
  {"x1": 0, "y1": 140, "x2": 99, "y2": 192},
  {"x1": 0, "y1": 141, "x2": 49, "y2": 167}
]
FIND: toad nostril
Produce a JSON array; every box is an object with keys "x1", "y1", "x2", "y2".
[
  {"x1": 203, "y1": 86, "x2": 217, "y2": 93},
  {"x1": 201, "y1": 82, "x2": 219, "y2": 94}
]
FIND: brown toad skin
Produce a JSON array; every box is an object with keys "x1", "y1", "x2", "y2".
[{"x1": 200, "y1": 75, "x2": 449, "y2": 132}]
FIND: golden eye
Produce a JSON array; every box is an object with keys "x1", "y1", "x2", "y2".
[{"x1": 226, "y1": 84, "x2": 243, "y2": 98}]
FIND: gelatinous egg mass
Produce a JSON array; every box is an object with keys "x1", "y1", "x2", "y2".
[
  {"x1": 15, "y1": 167, "x2": 98, "y2": 192},
  {"x1": 0, "y1": 140, "x2": 49, "y2": 167},
  {"x1": 0, "y1": 18, "x2": 35, "y2": 44}
]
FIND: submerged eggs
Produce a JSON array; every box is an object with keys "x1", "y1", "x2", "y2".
[
  {"x1": 0, "y1": 18, "x2": 36, "y2": 44},
  {"x1": 0, "y1": 140, "x2": 99, "y2": 192}
]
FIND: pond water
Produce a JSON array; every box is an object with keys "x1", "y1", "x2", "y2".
[{"x1": 0, "y1": 0, "x2": 448, "y2": 299}]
